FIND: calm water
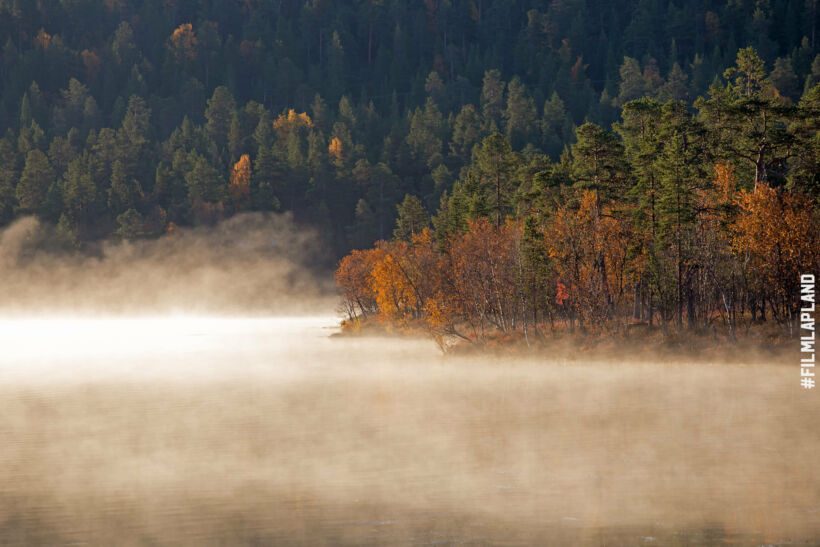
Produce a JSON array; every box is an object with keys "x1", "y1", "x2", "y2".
[{"x1": 0, "y1": 316, "x2": 817, "y2": 545}]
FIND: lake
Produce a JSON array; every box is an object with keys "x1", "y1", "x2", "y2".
[{"x1": 0, "y1": 316, "x2": 817, "y2": 545}]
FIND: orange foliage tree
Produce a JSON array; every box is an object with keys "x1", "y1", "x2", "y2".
[
  {"x1": 368, "y1": 229, "x2": 442, "y2": 326},
  {"x1": 229, "y1": 154, "x2": 251, "y2": 209},
  {"x1": 335, "y1": 245, "x2": 385, "y2": 321},
  {"x1": 731, "y1": 183, "x2": 819, "y2": 332},
  {"x1": 547, "y1": 190, "x2": 632, "y2": 331},
  {"x1": 168, "y1": 23, "x2": 198, "y2": 63},
  {"x1": 446, "y1": 218, "x2": 522, "y2": 337},
  {"x1": 328, "y1": 136, "x2": 343, "y2": 162}
]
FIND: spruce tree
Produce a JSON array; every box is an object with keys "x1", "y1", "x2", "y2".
[
  {"x1": 393, "y1": 193, "x2": 429, "y2": 240},
  {"x1": 16, "y1": 149, "x2": 55, "y2": 216}
]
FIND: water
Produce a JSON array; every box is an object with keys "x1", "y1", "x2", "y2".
[{"x1": 0, "y1": 316, "x2": 817, "y2": 545}]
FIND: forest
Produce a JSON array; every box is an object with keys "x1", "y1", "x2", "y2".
[
  {"x1": 336, "y1": 66, "x2": 820, "y2": 343},
  {"x1": 0, "y1": 0, "x2": 817, "y2": 340}
]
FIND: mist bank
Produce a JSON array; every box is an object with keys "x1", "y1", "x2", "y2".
[
  {"x1": 0, "y1": 213, "x2": 337, "y2": 316},
  {"x1": 1, "y1": 318, "x2": 818, "y2": 543}
]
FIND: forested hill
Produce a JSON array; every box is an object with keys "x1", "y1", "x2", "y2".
[{"x1": 0, "y1": 0, "x2": 818, "y2": 255}]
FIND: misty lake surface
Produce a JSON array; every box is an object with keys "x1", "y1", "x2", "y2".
[{"x1": 0, "y1": 315, "x2": 818, "y2": 545}]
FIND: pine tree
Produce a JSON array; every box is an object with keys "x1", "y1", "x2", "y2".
[
  {"x1": 571, "y1": 122, "x2": 626, "y2": 209},
  {"x1": 108, "y1": 159, "x2": 142, "y2": 215},
  {"x1": 655, "y1": 102, "x2": 708, "y2": 329},
  {"x1": 464, "y1": 133, "x2": 517, "y2": 228},
  {"x1": 0, "y1": 132, "x2": 18, "y2": 222},
  {"x1": 16, "y1": 149, "x2": 55, "y2": 216},
  {"x1": 394, "y1": 193, "x2": 429, "y2": 240},
  {"x1": 617, "y1": 57, "x2": 646, "y2": 105},
  {"x1": 185, "y1": 155, "x2": 226, "y2": 204},
  {"x1": 350, "y1": 197, "x2": 378, "y2": 248},
  {"x1": 657, "y1": 63, "x2": 689, "y2": 102},
  {"x1": 697, "y1": 47, "x2": 798, "y2": 187},
  {"x1": 62, "y1": 155, "x2": 99, "y2": 228},
  {"x1": 480, "y1": 69, "x2": 506, "y2": 131},
  {"x1": 504, "y1": 76, "x2": 537, "y2": 150},
  {"x1": 541, "y1": 92, "x2": 570, "y2": 159},
  {"x1": 770, "y1": 57, "x2": 799, "y2": 102},
  {"x1": 118, "y1": 95, "x2": 151, "y2": 180},
  {"x1": 405, "y1": 97, "x2": 444, "y2": 170},
  {"x1": 116, "y1": 208, "x2": 145, "y2": 239},
  {"x1": 450, "y1": 104, "x2": 483, "y2": 164},
  {"x1": 205, "y1": 86, "x2": 237, "y2": 149}
]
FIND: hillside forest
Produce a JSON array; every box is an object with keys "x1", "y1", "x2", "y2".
[{"x1": 0, "y1": 1, "x2": 817, "y2": 340}]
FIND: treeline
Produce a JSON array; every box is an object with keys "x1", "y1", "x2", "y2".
[
  {"x1": 336, "y1": 48, "x2": 820, "y2": 343},
  {"x1": 0, "y1": 1, "x2": 818, "y2": 253}
]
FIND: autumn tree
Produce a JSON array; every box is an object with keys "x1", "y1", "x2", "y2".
[
  {"x1": 335, "y1": 246, "x2": 384, "y2": 320},
  {"x1": 731, "y1": 184, "x2": 819, "y2": 335},
  {"x1": 570, "y1": 123, "x2": 628, "y2": 315},
  {"x1": 168, "y1": 23, "x2": 198, "y2": 64},
  {"x1": 229, "y1": 153, "x2": 251, "y2": 209},
  {"x1": 447, "y1": 218, "x2": 522, "y2": 337},
  {"x1": 369, "y1": 230, "x2": 440, "y2": 325}
]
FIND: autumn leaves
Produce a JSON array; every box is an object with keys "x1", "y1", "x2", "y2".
[
  {"x1": 336, "y1": 221, "x2": 525, "y2": 344},
  {"x1": 338, "y1": 164, "x2": 818, "y2": 347}
]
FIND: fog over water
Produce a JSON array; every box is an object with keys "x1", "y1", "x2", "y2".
[
  {"x1": 0, "y1": 217, "x2": 817, "y2": 545},
  {"x1": 0, "y1": 214, "x2": 335, "y2": 316}
]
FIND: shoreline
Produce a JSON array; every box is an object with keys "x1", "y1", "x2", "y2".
[{"x1": 336, "y1": 316, "x2": 796, "y2": 365}]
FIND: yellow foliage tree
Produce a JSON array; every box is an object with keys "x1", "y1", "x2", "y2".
[
  {"x1": 713, "y1": 162, "x2": 736, "y2": 205},
  {"x1": 273, "y1": 109, "x2": 313, "y2": 136},
  {"x1": 328, "y1": 136, "x2": 343, "y2": 161},
  {"x1": 367, "y1": 229, "x2": 441, "y2": 326},
  {"x1": 369, "y1": 252, "x2": 417, "y2": 323},
  {"x1": 229, "y1": 154, "x2": 251, "y2": 209}
]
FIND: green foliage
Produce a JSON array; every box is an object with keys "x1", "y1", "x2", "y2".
[
  {"x1": 185, "y1": 155, "x2": 226, "y2": 204},
  {"x1": 16, "y1": 150, "x2": 55, "y2": 216},
  {"x1": 205, "y1": 86, "x2": 236, "y2": 149},
  {"x1": 393, "y1": 194, "x2": 428, "y2": 241},
  {"x1": 116, "y1": 208, "x2": 145, "y2": 239},
  {"x1": 571, "y1": 123, "x2": 626, "y2": 204},
  {"x1": 0, "y1": 1, "x2": 812, "y2": 261},
  {"x1": 450, "y1": 104, "x2": 484, "y2": 164}
]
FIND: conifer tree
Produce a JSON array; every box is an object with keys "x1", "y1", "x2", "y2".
[
  {"x1": 394, "y1": 193, "x2": 429, "y2": 240},
  {"x1": 16, "y1": 149, "x2": 55, "y2": 216}
]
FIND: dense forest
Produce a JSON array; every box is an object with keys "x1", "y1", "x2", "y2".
[
  {"x1": 337, "y1": 68, "x2": 820, "y2": 342},
  {"x1": 0, "y1": 1, "x2": 818, "y2": 339},
  {"x1": 0, "y1": 0, "x2": 818, "y2": 253}
]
